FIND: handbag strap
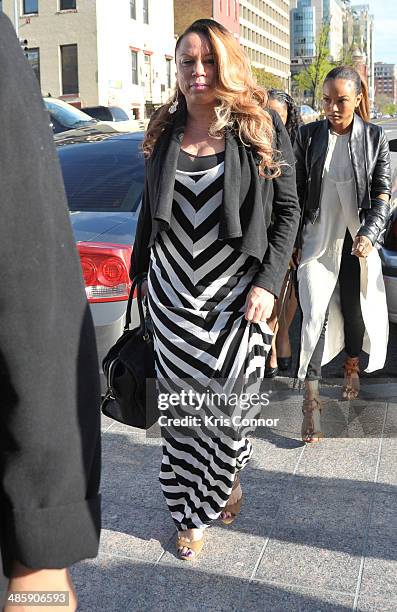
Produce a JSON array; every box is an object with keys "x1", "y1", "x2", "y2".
[{"x1": 124, "y1": 273, "x2": 148, "y2": 335}]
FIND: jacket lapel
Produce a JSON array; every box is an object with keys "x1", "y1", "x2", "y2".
[
  {"x1": 310, "y1": 119, "x2": 329, "y2": 168},
  {"x1": 219, "y1": 129, "x2": 243, "y2": 239},
  {"x1": 349, "y1": 113, "x2": 368, "y2": 208},
  {"x1": 152, "y1": 113, "x2": 184, "y2": 226}
]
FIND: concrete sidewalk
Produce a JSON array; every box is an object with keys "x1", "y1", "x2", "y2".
[{"x1": 71, "y1": 380, "x2": 397, "y2": 611}]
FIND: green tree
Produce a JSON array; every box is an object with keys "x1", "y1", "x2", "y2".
[
  {"x1": 375, "y1": 94, "x2": 396, "y2": 114},
  {"x1": 251, "y1": 67, "x2": 283, "y2": 90},
  {"x1": 293, "y1": 24, "x2": 336, "y2": 109},
  {"x1": 385, "y1": 103, "x2": 397, "y2": 115},
  {"x1": 338, "y1": 44, "x2": 356, "y2": 67}
]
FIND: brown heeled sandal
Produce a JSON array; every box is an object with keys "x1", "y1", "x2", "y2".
[
  {"x1": 220, "y1": 473, "x2": 243, "y2": 525},
  {"x1": 342, "y1": 357, "x2": 360, "y2": 400},
  {"x1": 176, "y1": 532, "x2": 204, "y2": 561},
  {"x1": 301, "y1": 397, "x2": 323, "y2": 443}
]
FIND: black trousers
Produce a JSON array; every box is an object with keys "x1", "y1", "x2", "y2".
[{"x1": 306, "y1": 233, "x2": 365, "y2": 381}]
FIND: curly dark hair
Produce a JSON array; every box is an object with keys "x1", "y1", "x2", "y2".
[{"x1": 267, "y1": 89, "x2": 303, "y2": 145}]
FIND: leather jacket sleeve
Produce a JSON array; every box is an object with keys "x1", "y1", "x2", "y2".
[
  {"x1": 369, "y1": 128, "x2": 392, "y2": 199},
  {"x1": 292, "y1": 126, "x2": 308, "y2": 248},
  {"x1": 357, "y1": 129, "x2": 391, "y2": 245},
  {"x1": 357, "y1": 197, "x2": 390, "y2": 245}
]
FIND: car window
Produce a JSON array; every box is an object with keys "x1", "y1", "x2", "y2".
[
  {"x1": 45, "y1": 99, "x2": 95, "y2": 128},
  {"x1": 58, "y1": 138, "x2": 145, "y2": 212},
  {"x1": 109, "y1": 107, "x2": 129, "y2": 121},
  {"x1": 84, "y1": 107, "x2": 112, "y2": 121}
]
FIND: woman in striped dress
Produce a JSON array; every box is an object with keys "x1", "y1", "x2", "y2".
[{"x1": 130, "y1": 19, "x2": 300, "y2": 560}]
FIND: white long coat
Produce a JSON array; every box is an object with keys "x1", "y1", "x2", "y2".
[{"x1": 297, "y1": 132, "x2": 389, "y2": 380}]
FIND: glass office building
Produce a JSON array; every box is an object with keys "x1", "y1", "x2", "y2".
[{"x1": 290, "y1": 0, "x2": 315, "y2": 58}]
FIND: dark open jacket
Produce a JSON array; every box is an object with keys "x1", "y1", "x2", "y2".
[
  {"x1": 130, "y1": 107, "x2": 300, "y2": 298},
  {"x1": 0, "y1": 14, "x2": 100, "y2": 580},
  {"x1": 293, "y1": 114, "x2": 391, "y2": 246}
]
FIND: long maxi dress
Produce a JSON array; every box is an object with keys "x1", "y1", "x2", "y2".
[
  {"x1": 147, "y1": 149, "x2": 273, "y2": 530},
  {"x1": 297, "y1": 129, "x2": 389, "y2": 380}
]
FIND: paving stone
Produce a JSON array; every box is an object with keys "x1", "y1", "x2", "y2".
[
  {"x1": 358, "y1": 533, "x2": 397, "y2": 599},
  {"x1": 247, "y1": 437, "x2": 304, "y2": 476},
  {"x1": 102, "y1": 430, "x2": 160, "y2": 469},
  {"x1": 383, "y1": 402, "x2": 397, "y2": 438},
  {"x1": 100, "y1": 502, "x2": 175, "y2": 562},
  {"x1": 255, "y1": 527, "x2": 363, "y2": 592},
  {"x1": 295, "y1": 439, "x2": 380, "y2": 485},
  {"x1": 100, "y1": 452, "x2": 166, "y2": 511},
  {"x1": 242, "y1": 581, "x2": 354, "y2": 611},
  {"x1": 126, "y1": 563, "x2": 248, "y2": 612},
  {"x1": 71, "y1": 556, "x2": 152, "y2": 612},
  {"x1": 368, "y1": 492, "x2": 397, "y2": 534},
  {"x1": 355, "y1": 595, "x2": 397, "y2": 611},
  {"x1": 377, "y1": 439, "x2": 397, "y2": 488},
  {"x1": 103, "y1": 421, "x2": 162, "y2": 445},
  {"x1": 275, "y1": 483, "x2": 371, "y2": 534},
  {"x1": 239, "y1": 471, "x2": 287, "y2": 521}
]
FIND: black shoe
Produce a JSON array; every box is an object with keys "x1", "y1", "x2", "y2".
[
  {"x1": 278, "y1": 356, "x2": 292, "y2": 371},
  {"x1": 264, "y1": 365, "x2": 279, "y2": 378}
]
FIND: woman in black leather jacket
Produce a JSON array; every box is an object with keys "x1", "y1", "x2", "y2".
[{"x1": 294, "y1": 66, "x2": 391, "y2": 443}]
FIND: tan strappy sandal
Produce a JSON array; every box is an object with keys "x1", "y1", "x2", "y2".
[
  {"x1": 176, "y1": 532, "x2": 204, "y2": 561},
  {"x1": 220, "y1": 473, "x2": 243, "y2": 525},
  {"x1": 301, "y1": 397, "x2": 323, "y2": 443},
  {"x1": 342, "y1": 357, "x2": 360, "y2": 400}
]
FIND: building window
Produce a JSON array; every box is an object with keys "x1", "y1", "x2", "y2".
[
  {"x1": 26, "y1": 47, "x2": 40, "y2": 83},
  {"x1": 131, "y1": 50, "x2": 138, "y2": 85},
  {"x1": 166, "y1": 58, "x2": 172, "y2": 89},
  {"x1": 60, "y1": 0, "x2": 76, "y2": 9},
  {"x1": 130, "y1": 0, "x2": 136, "y2": 19},
  {"x1": 23, "y1": 0, "x2": 38, "y2": 14},
  {"x1": 60, "y1": 44, "x2": 79, "y2": 94},
  {"x1": 143, "y1": 0, "x2": 149, "y2": 24}
]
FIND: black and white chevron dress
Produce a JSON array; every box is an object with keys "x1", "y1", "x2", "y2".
[{"x1": 147, "y1": 150, "x2": 272, "y2": 530}]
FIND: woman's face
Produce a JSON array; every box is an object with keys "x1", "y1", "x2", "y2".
[
  {"x1": 175, "y1": 32, "x2": 217, "y2": 108},
  {"x1": 267, "y1": 98, "x2": 288, "y2": 125},
  {"x1": 322, "y1": 78, "x2": 362, "y2": 132}
]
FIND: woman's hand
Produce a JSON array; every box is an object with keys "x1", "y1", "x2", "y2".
[
  {"x1": 351, "y1": 235, "x2": 373, "y2": 258},
  {"x1": 244, "y1": 286, "x2": 275, "y2": 323},
  {"x1": 290, "y1": 248, "x2": 301, "y2": 270}
]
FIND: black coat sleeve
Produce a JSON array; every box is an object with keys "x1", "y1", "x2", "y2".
[
  {"x1": 357, "y1": 128, "x2": 391, "y2": 245},
  {"x1": 0, "y1": 14, "x2": 100, "y2": 577},
  {"x1": 129, "y1": 168, "x2": 152, "y2": 281},
  {"x1": 292, "y1": 125, "x2": 308, "y2": 248},
  {"x1": 253, "y1": 111, "x2": 301, "y2": 297}
]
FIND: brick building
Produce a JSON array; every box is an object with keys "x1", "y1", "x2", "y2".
[
  {"x1": 174, "y1": 0, "x2": 240, "y2": 38},
  {"x1": 374, "y1": 62, "x2": 397, "y2": 105}
]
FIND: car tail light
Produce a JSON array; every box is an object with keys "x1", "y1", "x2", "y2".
[{"x1": 77, "y1": 242, "x2": 132, "y2": 303}]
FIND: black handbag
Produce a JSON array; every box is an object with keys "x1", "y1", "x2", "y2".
[{"x1": 101, "y1": 274, "x2": 158, "y2": 429}]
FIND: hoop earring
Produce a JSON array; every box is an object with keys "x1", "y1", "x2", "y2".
[{"x1": 168, "y1": 92, "x2": 179, "y2": 114}]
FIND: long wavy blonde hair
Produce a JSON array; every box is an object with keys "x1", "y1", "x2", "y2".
[{"x1": 143, "y1": 19, "x2": 281, "y2": 178}]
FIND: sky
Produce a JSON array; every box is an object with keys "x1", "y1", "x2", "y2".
[{"x1": 361, "y1": 0, "x2": 397, "y2": 63}]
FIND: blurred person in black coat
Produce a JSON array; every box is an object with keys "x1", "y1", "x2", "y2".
[{"x1": 0, "y1": 13, "x2": 101, "y2": 610}]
